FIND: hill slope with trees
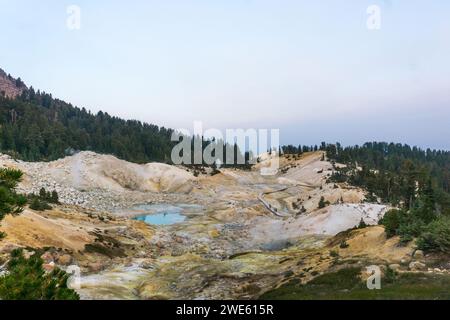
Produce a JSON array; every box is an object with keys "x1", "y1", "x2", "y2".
[{"x1": 0, "y1": 87, "x2": 176, "y2": 163}]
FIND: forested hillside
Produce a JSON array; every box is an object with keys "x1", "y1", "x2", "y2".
[
  {"x1": 324, "y1": 142, "x2": 449, "y2": 212},
  {"x1": 0, "y1": 88, "x2": 176, "y2": 163},
  {"x1": 322, "y1": 142, "x2": 450, "y2": 250}
]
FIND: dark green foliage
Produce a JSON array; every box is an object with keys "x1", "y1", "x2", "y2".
[
  {"x1": 0, "y1": 92, "x2": 177, "y2": 163},
  {"x1": 358, "y1": 218, "x2": 367, "y2": 229},
  {"x1": 0, "y1": 92, "x2": 250, "y2": 168},
  {"x1": 417, "y1": 217, "x2": 450, "y2": 253},
  {"x1": 26, "y1": 188, "x2": 60, "y2": 211},
  {"x1": 380, "y1": 197, "x2": 449, "y2": 252},
  {"x1": 0, "y1": 249, "x2": 79, "y2": 300},
  {"x1": 29, "y1": 198, "x2": 52, "y2": 211},
  {"x1": 260, "y1": 267, "x2": 364, "y2": 300},
  {"x1": 339, "y1": 241, "x2": 349, "y2": 249},
  {"x1": 319, "y1": 142, "x2": 449, "y2": 252},
  {"x1": 325, "y1": 142, "x2": 449, "y2": 215},
  {"x1": 260, "y1": 267, "x2": 450, "y2": 300},
  {"x1": 380, "y1": 207, "x2": 432, "y2": 245},
  {"x1": 364, "y1": 192, "x2": 378, "y2": 203},
  {"x1": 396, "y1": 217, "x2": 427, "y2": 244},
  {"x1": 318, "y1": 196, "x2": 329, "y2": 209},
  {"x1": 34, "y1": 187, "x2": 59, "y2": 204},
  {"x1": 380, "y1": 209, "x2": 403, "y2": 238},
  {"x1": 329, "y1": 250, "x2": 339, "y2": 258},
  {"x1": 0, "y1": 168, "x2": 26, "y2": 222},
  {"x1": 39, "y1": 187, "x2": 46, "y2": 199},
  {"x1": 384, "y1": 266, "x2": 397, "y2": 284},
  {"x1": 51, "y1": 190, "x2": 59, "y2": 204}
]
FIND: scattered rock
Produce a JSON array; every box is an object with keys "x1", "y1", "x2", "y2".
[
  {"x1": 139, "y1": 261, "x2": 156, "y2": 270},
  {"x1": 409, "y1": 261, "x2": 426, "y2": 271},
  {"x1": 43, "y1": 262, "x2": 55, "y2": 272},
  {"x1": 389, "y1": 264, "x2": 401, "y2": 271},
  {"x1": 208, "y1": 229, "x2": 220, "y2": 239},
  {"x1": 41, "y1": 252, "x2": 54, "y2": 263},
  {"x1": 57, "y1": 254, "x2": 73, "y2": 266},
  {"x1": 400, "y1": 258, "x2": 411, "y2": 265}
]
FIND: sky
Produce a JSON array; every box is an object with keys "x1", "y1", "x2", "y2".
[{"x1": 0, "y1": 0, "x2": 449, "y2": 150}]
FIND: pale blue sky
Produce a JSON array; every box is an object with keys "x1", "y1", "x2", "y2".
[{"x1": 1, "y1": 0, "x2": 449, "y2": 149}]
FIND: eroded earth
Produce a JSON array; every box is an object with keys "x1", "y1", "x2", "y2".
[{"x1": 1, "y1": 151, "x2": 446, "y2": 299}]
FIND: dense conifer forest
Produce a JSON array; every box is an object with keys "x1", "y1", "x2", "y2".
[{"x1": 0, "y1": 88, "x2": 176, "y2": 163}]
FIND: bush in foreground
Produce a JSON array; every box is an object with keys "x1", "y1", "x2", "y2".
[
  {"x1": 417, "y1": 217, "x2": 450, "y2": 254},
  {"x1": 0, "y1": 249, "x2": 79, "y2": 300},
  {"x1": 0, "y1": 168, "x2": 27, "y2": 221},
  {"x1": 29, "y1": 198, "x2": 52, "y2": 211}
]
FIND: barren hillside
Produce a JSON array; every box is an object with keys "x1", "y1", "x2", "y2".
[{"x1": 0, "y1": 151, "x2": 196, "y2": 210}]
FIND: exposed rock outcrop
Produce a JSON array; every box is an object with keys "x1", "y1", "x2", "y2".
[{"x1": 0, "y1": 68, "x2": 26, "y2": 98}]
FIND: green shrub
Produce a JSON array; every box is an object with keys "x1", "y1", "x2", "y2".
[
  {"x1": 380, "y1": 209, "x2": 403, "y2": 238},
  {"x1": 0, "y1": 249, "x2": 79, "y2": 300},
  {"x1": 318, "y1": 196, "x2": 330, "y2": 209},
  {"x1": 384, "y1": 266, "x2": 397, "y2": 284},
  {"x1": 329, "y1": 250, "x2": 339, "y2": 258},
  {"x1": 364, "y1": 192, "x2": 378, "y2": 203},
  {"x1": 37, "y1": 188, "x2": 59, "y2": 204},
  {"x1": 29, "y1": 198, "x2": 52, "y2": 211},
  {"x1": 417, "y1": 217, "x2": 450, "y2": 253},
  {"x1": 0, "y1": 168, "x2": 26, "y2": 222},
  {"x1": 397, "y1": 219, "x2": 426, "y2": 243},
  {"x1": 358, "y1": 218, "x2": 367, "y2": 229},
  {"x1": 339, "y1": 241, "x2": 349, "y2": 249}
]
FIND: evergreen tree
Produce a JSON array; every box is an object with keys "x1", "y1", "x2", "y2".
[
  {"x1": 51, "y1": 190, "x2": 59, "y2": 204},
  {"x1": 0, "y1": 168, "x2": 26, "y2": 222},
  {"x1": 0, "y1": 249, "x2": 79, "y2": 300}
]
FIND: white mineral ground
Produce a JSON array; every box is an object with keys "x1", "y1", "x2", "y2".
[{"x1": 0, "y1": 151, "x2": 427, "y2": 300}]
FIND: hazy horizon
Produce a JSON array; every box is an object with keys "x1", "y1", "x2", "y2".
[{"x1": 1, "y1": 0, "x2": 449, "y2": 150}]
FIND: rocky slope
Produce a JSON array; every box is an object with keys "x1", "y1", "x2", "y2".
[
  {"x1": 0, "y1": 151, "x2": 195, "y2": 211},
  {"x1": 0, "y1": 68, "x2": 26, "y2": 98},
  {"x1": 1, "y1": 151, "x2": 447, "y2": 299}
]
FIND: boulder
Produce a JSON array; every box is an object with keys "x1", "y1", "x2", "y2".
[
  {"x1": 409, "y1": 261, "x2": 426, "y2": 271},
  {"x1": 389, "y1": 264, "x2": 401, "y2": 271},
  {"x1": 57, "y1": 254, "x2": 73, "y2": 266},
  {"x1": 87, "y1": 262, "x2": 104, "y2": 273},
  {"x1": 40, "y1": 251, "x2": 54, "y2": 263},
  {"x1": 400, "y1": 258, "x2": 411, "y2": 265},
  {"x1": 43, "y1": 262, "x2": 55, "y2": 272},
  {"x1": 413, "y1": 250, "x2": 424, "y2": 259},
  {"x1": 208, "y1": 229, "x2": 220, "y2": 239}
]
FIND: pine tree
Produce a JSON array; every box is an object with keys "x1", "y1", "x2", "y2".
[
  {"x1": 318, "y1": 196, "x2": 328, "y2": 209},
  {"x1": 0, "y1": 249, "x2": 79, "y2": 300},
  {"x1": 0, "y1": 168, "x2": 26, "y2": 222},
  {"x1": 39, "y1": 187, "x2": 47, "y2": 199},
  {"x1": 51, "y1": 190, "x2": 59, "y2": 204}
]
